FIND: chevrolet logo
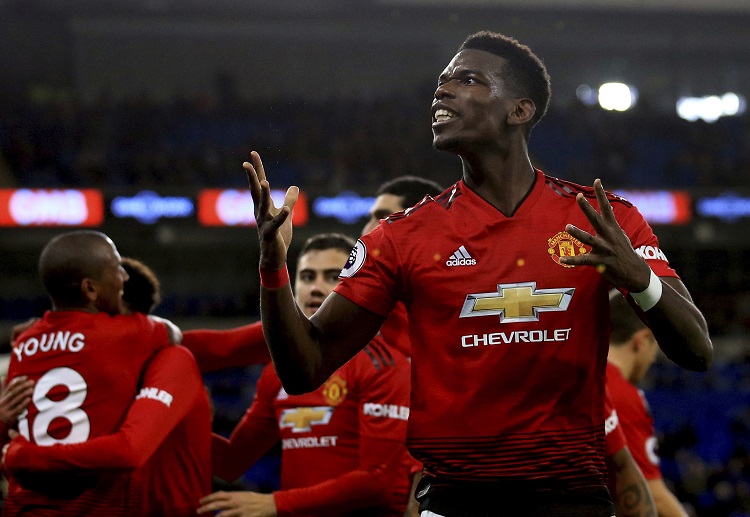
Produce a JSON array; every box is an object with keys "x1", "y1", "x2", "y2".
[
  {"x1": 460, "y1": 282, "x2": 574, "y2": 323},
  {"x1": 280, "y1": 406, "x2": 333, "y2": 433}
]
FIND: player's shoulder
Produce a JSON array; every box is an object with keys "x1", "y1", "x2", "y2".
[
  {"x1": 101, "y1": 311, "x2": 151, "y2": 332},
  {"x1": 542, "y1": 173, "x2": 634, "y2": 209},
  {"x1": 382, "y1": 182, "x2": 461, "y2": 227}
]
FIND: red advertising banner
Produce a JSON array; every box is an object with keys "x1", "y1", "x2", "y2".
[
  {"x1": 198, "y1": 189, "x2": 308, "y2": 227},
  {"x1": 615, "y1": 190, "x2": 692, "y2": 225},
  {"x1": 0, "y1": 189, "x2": 104, "y2": 227}
]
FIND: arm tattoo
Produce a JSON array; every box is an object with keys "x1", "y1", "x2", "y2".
[{"x1": 619, "y1": 483, "x2": 656, "y2": 517}]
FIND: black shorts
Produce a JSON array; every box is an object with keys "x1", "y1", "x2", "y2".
[{"x1": 416, "y1": 475, "x2": 615, "y2": 517}]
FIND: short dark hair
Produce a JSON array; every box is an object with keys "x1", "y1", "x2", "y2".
[
  {"x1": 609, "y1": 290, "x2": 647, "y2": 345},
  {"x1": 299, "y1": 233, "x2": 356, "y2": 258},
  {"x1": 459, "y1": 31, "x2": 551, "y2": 132},
  {"x1": 376, "y1": 176, "x2": 444, "y2": 210},
  {"x1": 122, "y1": 257, "x2": 161, "y2": 315},
  {"x1": 38, "y1": 231, "x2": 113, "y2": 307}
]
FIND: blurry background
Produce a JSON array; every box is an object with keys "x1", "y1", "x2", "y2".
[{"x1": 2, "y1": 1, "x2": 750, "y2": 515}]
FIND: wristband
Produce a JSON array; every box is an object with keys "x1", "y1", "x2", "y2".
[
  {"x1": 259, "y1": 264, "x2": 290, "y2": 290},
  {"x1": 631, "y1": 268, "x2": 662, "y2": 311}
]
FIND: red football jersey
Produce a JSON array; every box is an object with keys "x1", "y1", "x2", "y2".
[
  {"x1": 335, "y1": 173, "x2": 676, "y2": 490},
  {"x1": 606, "y1": 362, "x2": 661, "y2": 480},
  {"x1": 604, "y1": 387, "x2": 627, "y2": 458},
  {"x1": 213, "y1": 335, "x2": 412, "y2": 516},
  {"x1": 603, "y1": 385, "x2": 627, "y2": 498},
  {"x1": 4, "y1": 310, "x2": 170, "y2": 516},
  {"x1": 379, "y1": 303, "x2": 411, "y2": 358},
  {"x1": 4, "y1": 346, "x2": 212, "y2": 516}
]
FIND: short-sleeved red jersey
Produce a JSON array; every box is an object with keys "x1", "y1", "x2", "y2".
[
  {"x1": 4, "y1": 310, "x2": 170, "y2": 516},
  {"x1": 379, "y1": 303, "x2": 411, "y2": 358},
  {"x1": 334, "y1": 173, "x2": 676, "y2": 490},
  {"x1": 606, "y1": 362, "x2": 661, "y2": 480},
  {"x1": 213, "y1": 335, "x2": 412, "y2": 516}
]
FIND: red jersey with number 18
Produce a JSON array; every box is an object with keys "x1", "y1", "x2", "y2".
[
  {"x1": 334, "y1": 172, "x2": 677, "y2": 491},
  {"x1": 5, "y1": 310, "x2": 170, "y2": 516}
]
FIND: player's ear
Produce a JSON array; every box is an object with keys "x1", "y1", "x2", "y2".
[
  {"x1": 81, "y1": 278, "x2": 98, "y2": 302},
  {"x1": 631, "y1": 328, "x2": 652, "y2": 353},
  {"x1": 506, "y1": 98, "x2": 536, "y2": 127}
]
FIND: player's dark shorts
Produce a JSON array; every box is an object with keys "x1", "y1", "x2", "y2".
[{"x1": 415, "y1": 475, "x2": 615, "y2": 517}]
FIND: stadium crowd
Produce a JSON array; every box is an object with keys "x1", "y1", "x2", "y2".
[{"x1": 1, "y1": 86, "x2": 749, "y2": 192}]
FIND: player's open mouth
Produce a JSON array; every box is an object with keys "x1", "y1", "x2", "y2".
[{"x1": 432, "y1": 108, "x2": 458, "y2": 126}]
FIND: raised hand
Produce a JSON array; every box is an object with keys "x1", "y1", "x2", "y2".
[
  {"x1": 243, "y1": 151, "x2": 299, "y2": 270},
  {"x1": 559, "y1": 179, "x2": 651, "y2": 292}
]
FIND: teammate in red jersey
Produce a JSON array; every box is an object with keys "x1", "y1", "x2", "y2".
[
  {"x1": 363, "y1": 176, "x2": 443, "y2": 361},
  {"x1": 362, "y1": 176, "x2": 442, "y2": 517},
  {"x1": 2, "y1": 255, "x2": 275, "y2": 516},
  {"x1": 604, "y1": 386, "x2": 656, "y2": 517},
  {"x1": 608, "y1": 291, "x2": 689, "y2": 517},
  {"x1": 198, "y1": 233, "x2": 413, "y2": 517},
  {"x1": 243, "y1": 30, "x2": 712, "y2": 517},
  {"x1": 2, "y1": 230, "x2": 176, "y2": 516},
  {"x1": 4, "y1": 345, "x2": 212, "y2": 517}
]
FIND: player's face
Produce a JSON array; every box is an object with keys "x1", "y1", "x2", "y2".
[
  {"x1": 93, "y1": 241, "x2": 129, "y2": 316},
  {"x1": 431, "y1": 49, "x2": 518, "y2": 153},
  {"x1": 362, "y1": 193, "x2": 404, "y2": 236},
  {"x1": 295, "y1": 249, "x2": 349, "y2": 318}
]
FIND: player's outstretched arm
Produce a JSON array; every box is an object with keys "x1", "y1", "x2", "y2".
[
  {"x1": 648, "y1": 478, "x2": 689, "y2": 517},
  {"x1": 245, "y1": 152, "x2": 383, "y2": 393},
  {"x1": 561, "y1": 179, "x2": 712, "y2": 371},
  {"x1": 3, "y1": 346, "x2": 201, "y2": 473},
  {"x1": 182, "y1": 322, "x2": 271, "y2": 373},
  {"x1": 610, "y1": 446, "x2": 657, "y2": 517}
]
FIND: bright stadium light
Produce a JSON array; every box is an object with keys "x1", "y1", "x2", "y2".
[
  {"x1": 676, "y1": 97, "x2": 701, "y2": 122},
  {"x1": 722, "y1": 92, "x2": 746, "y2": 116},
  {"x1": 676, "y1": 92, "x2": 747, "y2": 123},
  {"x1": 702, "y1": 96, "x2": 724, "y2": 123},
  {"x1": 598, "y1": 83, "x2": 637, "y2": 112}
]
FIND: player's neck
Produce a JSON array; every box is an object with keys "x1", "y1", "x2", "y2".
[
  {"x1": 461, "y1": 151, "x2": 536, "y2": 217},
  {"x1": 607, "y1": 351, "x2": 634, "y2": 383},
  {"x1": 51, "y1": 303, "x2": 99, "y2": 314}
]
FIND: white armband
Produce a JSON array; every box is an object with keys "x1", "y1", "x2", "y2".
[{"x1": 631, "y1": 269, "x2": 662, "y2": 311}]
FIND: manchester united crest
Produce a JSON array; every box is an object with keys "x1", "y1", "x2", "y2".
[
  {"x1": 322, "y1": 375, "x2": 348, "y2": 406},
  {"x1": 548, "y1": 231, "x2": 589, "y2": 268}
]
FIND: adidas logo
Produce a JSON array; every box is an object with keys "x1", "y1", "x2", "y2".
[{"x1": 446, "y1": 245, "x2": 477, "y2": 267}]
